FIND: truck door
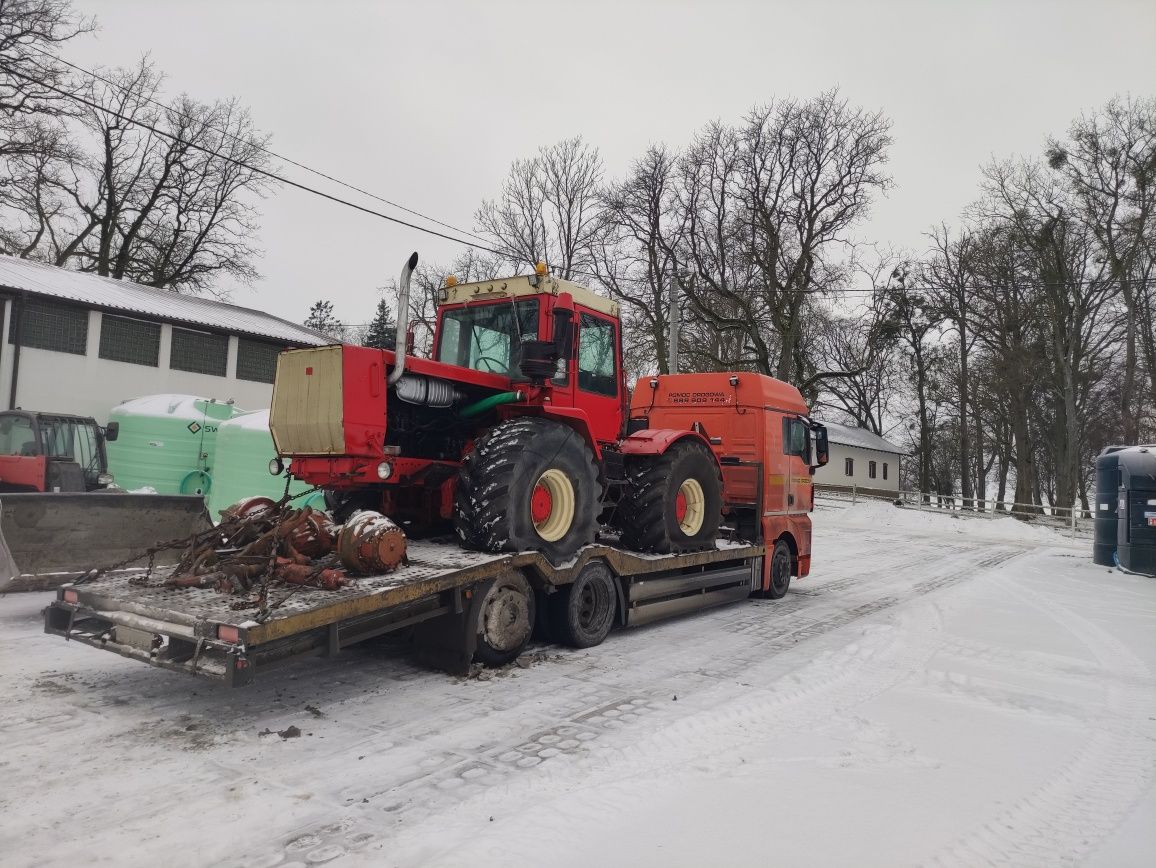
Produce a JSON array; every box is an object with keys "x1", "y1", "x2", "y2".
[
  {"x1": 0, "y1": 412, "x2": 47, "y2": 492},
  {"x1": 782, "y1": 416, "x2": 812, "y2": 513}
]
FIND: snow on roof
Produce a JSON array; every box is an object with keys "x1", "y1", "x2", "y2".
[
  {"x1": 0, "y1": 255, "x2": 330, "y2": 346},
  {"x1": 824, "y1": 421, "x2": 905, "y2": 455}
]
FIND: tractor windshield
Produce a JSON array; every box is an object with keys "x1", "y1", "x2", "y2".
[{"x1": 436, "y1": 299, "x2": 539, "y2": 375}]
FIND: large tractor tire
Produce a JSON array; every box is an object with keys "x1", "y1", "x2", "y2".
[
  {"x1": 455, "y1": 418, "x2": 600, "y2": 565},
  {"x1": 618, "y1": 439, "x2": 722, "y2": 553}
]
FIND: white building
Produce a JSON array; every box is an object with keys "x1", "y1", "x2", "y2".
[
  {"x1": 0, "y1": 256, "x2": 329, "y2": 423},
  {"x1": 813, "y1": 421, "x2": 905, "y2": 492}
]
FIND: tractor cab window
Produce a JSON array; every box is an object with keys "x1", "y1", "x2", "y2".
[
  {"x1": 782, "y1": 417, "x2": 810, "y2": 461},
  {"x1": 436, "y1": 300, "x2": 538, "y2": 375},
  {"x1": 0, "y1": 415, "x2": 36, "y2": 456},
  {"x1": 577, "y1": 313, "x2": 617, "y2": 396},
  {"x1": 39, "y1": 417, "x2": 101, "y2": 483}
]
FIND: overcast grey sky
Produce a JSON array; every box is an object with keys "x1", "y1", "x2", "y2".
[{"x1": 68, "y1": 0, "x2": 1156, "y2": 325}]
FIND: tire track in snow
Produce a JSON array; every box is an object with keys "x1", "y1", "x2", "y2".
[{"x1": 925, "y1": 573, "x2": 1156, "y2": 868}]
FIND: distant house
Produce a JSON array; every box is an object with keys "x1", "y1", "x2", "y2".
[
  {"x1": 813, "y1": 421, "x2": 905, "y2": 492},
  {"x1": 0, "y1": 256, "x2": 330, "y2": 423}
]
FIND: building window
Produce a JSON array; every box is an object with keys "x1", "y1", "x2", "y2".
[
  {"x1": 883, "y1": 463, "x2": 889, "y2": 481},
  {"x1": 844, "y1": 456, "x2": 854, "y2": 477},
  {"x1": 236, "y1": 338, "x2": 281, "y2": 383},
  {"x1": 869, "y1": 460, "x2": 877, "y2": 479},
  {"x1": 99, "y1": 314, "x2": 161, "y2": 366},
  {"x1": 170, "y1": 327, "x2": 228, "y2": 377},
  {"x1": 8, "y1": 299, "x2": 87, "y2": 355}
]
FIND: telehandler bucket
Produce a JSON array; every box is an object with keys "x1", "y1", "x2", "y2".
[{"x1": 0, "y1": 493, "x2": 211, "y2": 592}]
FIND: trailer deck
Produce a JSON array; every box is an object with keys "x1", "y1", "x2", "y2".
[{"x1": 44, "y1": 538, "x2": 764, "y2": 686}]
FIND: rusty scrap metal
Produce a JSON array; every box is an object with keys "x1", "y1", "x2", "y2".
[{"x1": 336, "y1": 511, "x2": 408, "y2": 574}]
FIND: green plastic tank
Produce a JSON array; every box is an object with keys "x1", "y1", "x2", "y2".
[
  {"x1": 106, "y1": 395, "x2": 247, "y2": 495},
  {"x1": 207, "y1": 410, "x2": 326, "y2": 520}
]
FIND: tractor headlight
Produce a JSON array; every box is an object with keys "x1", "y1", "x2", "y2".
[
  {"x1": 97, "y1": 473, "x2": 115, "y2": 486},
  {"x1": 376, "y1": 461, "x2": 393, "y2": 480},
  {"x1": 268, "y1": 457, "x2": 285, "y2": 476}
]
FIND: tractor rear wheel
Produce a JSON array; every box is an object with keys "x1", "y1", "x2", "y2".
[
  {"x1": 455, "y1": 418, "x2": 599, "y2": 565},
  {"x1": 618, "y1": 440, "x2": 722, "y2": 553}
]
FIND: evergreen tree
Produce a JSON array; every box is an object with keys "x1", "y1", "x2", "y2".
[
  {"x1": 362, "y1": 297, "x2": 396, "y2": 349},
  {"x1": 304, "y1": 300, "x2": 344, "y2": 340}
]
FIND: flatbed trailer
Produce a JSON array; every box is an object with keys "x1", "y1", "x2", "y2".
[{"x1": 43, "y1": 538, "x2": 765, "y2": 686}]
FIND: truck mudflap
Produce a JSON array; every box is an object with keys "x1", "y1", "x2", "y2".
[{"x1": 0, "y1": 492, "x2": 210, "y2": 592}]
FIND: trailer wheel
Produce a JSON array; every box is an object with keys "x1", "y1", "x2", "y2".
[
  {"x1": 455, "y1": 418, "x2": 599, "y2": 565},
  {"x1": 764, "y1": 539, "x2": 792, "y2": 599},
  {"x1": 618, "y1": 440, "x2": 722, "y2": 553},
  {"x1": 473, "y1": 571, "x2": 536, "y2": 667},
  {"x1": 548, "y1": 561, "x2": 616, "y2": 648}
]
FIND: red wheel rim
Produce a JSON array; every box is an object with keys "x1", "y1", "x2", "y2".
[
  {"x1": 531, "y1": 483, "x2": 553, "y2": 524},
  {"x1": 675, "y1": 491, "x2": 687, "y2": 523}
]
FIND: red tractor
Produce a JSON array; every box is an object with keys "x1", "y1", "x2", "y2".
[{"x1": 270, "y1": 255, "x2": 829, "y2": 577}]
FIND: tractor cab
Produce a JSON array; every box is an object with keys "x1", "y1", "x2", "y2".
[
  {"x1": 431, "y1": 264, "x2": 626, "y2": 445},
  {"x1": 0, "y1": 410, "x2": 118, "y2": 493}
]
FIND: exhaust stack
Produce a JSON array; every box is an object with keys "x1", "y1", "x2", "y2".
[{"x1": 388, "y1": 251, "x2": 420, "y2": 385}]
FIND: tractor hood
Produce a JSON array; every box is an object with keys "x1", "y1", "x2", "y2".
[{"x1": 270, "y1": 345, "x2": 512, "y2": 459}]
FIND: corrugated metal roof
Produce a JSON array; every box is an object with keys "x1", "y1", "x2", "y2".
[
  {"x1": 825, "y1": 421, "x2": 905, "y2": 454},
  {"x1": 0, "y1": 255, "x2": 330, "y2": 346}
]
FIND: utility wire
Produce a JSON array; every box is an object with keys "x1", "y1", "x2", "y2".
[
  {"x1": 14, "y1": 65, "x2": 1155, "y2": 301},
  {"x1": 28, "y1": 47, "x2": 499, "y2": 250}
]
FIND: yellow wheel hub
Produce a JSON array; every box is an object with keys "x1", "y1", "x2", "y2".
[
  {"x1": 676, "y1": 478, "x2": 706, "y2": 535},
  {"x1": 531, "y1": 469, "x2": 576, "y2": 542}
]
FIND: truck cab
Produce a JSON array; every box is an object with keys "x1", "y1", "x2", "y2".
[{"x1": 0, "y1": 411, "x2": 118, "y2": 493}]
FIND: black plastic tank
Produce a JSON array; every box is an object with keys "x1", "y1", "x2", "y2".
[
  {"x1": 1093, "y1": 446, "x2": 1128, "y2": 566},
  {"x1": 1118, "y1": 446, "x2": 1156, "y2": 576}
]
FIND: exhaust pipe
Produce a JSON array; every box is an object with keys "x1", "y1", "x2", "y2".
[{"x1": 388, "y1": 251, "x2": 420, "y2": 385}]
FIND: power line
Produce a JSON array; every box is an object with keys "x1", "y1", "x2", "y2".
[
  {"x1": 12, "y1": 64, "x2": 1156, "y2": 304},
  {"x1": 28, "y1": 47, "x2": 499, "y2": 250}
]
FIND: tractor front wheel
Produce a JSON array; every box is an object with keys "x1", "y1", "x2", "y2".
[
  {"x1": 618, "y1": 440, "x2": 722, "y2": 553},
  {"x1": 455, "y1": 418, "x2": 600, "y2": 565}
]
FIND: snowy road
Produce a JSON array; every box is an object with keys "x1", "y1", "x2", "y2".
[{"x1": 2, "y1": 502, "x2": 1154, "y2": 867}]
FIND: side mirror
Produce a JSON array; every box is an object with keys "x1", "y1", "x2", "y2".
[
  {"x1": 552, "y1": 293, "x2": 575, "y2": 361},
  {"x1": 813, "y1": 424, "x2": 829, "y2": 466},
  {"x1": 104, "y1": 421, "x2": 120, "y2": 443}
]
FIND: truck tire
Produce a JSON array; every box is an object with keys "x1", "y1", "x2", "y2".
[
  {"x1": 618, "y1": 440, "x2": 722, "y2": 553},
  {"x1": 455, "y1": 418, "x2": 599, "y2": 565},
  {"x1": 548, "y1": 561, "x2": 617, "y2": 648},
  {"x1": 762, "y1": 539, "x2": 792, "y2": 599},
  {"x1": 473, "y1": 571, "x2": 536, "y2": 667}
]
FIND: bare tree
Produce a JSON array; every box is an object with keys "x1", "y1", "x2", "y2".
[
  {"x1": 1048, "y1": 96, "x2": 1156, "y2": 439},
  {"x1": 4, "y1": 57, "x2": 275, "y2": 293},
  {"x1": 596, "y1": 144, "x2": 686, "y2": 374},
  {"x1": 476, "y1": 136, "x2": 604, "y2": 279}
]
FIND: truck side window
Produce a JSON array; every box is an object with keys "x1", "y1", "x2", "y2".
[
  {"x1": 578, "y1": 313, "x2": 617, "y2": 396},
  {"x1": 782, "y1": 417, "x2": 809, "y2": 460}
]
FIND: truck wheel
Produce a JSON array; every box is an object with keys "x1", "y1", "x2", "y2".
[
  {"x1": 455, "y1": 418, "x2": 599, "y2": 565},
  {"x1": 548, "y1": 561, "x2": 617, "y2": 648},
  {"x1": 763, "y1": 539, "x2": 792, "y2": 599},
  {"x1": 474, "y1": 571, "x2": 536, "y2": 667},
  {"x1": 618, "y1": 440, "x2": 722, "y2": 553}
]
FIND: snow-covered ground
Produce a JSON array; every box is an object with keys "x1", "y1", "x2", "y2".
[{"x1": 2, "y1": 501, "x2": 1153, "y2": 867}]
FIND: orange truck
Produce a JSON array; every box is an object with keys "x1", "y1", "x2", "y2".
[{"x1": 43, "y1": 259, "x2": 829, "y2": 686}]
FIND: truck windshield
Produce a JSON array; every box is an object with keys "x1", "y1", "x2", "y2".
[
  {"x1": 436, "y1": 299, "x2": 538, "y2": 375},
  {"x1": 40, "y1": 417, "x2": 102, "y2": 485}
]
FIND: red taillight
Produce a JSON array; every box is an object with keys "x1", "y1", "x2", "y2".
[
  {"x1": 62, "y1": 589, "x2": 78, "y2": 604},
  {"x1": 217, "y1": 624, "x2": 241, "y2": 644}
]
